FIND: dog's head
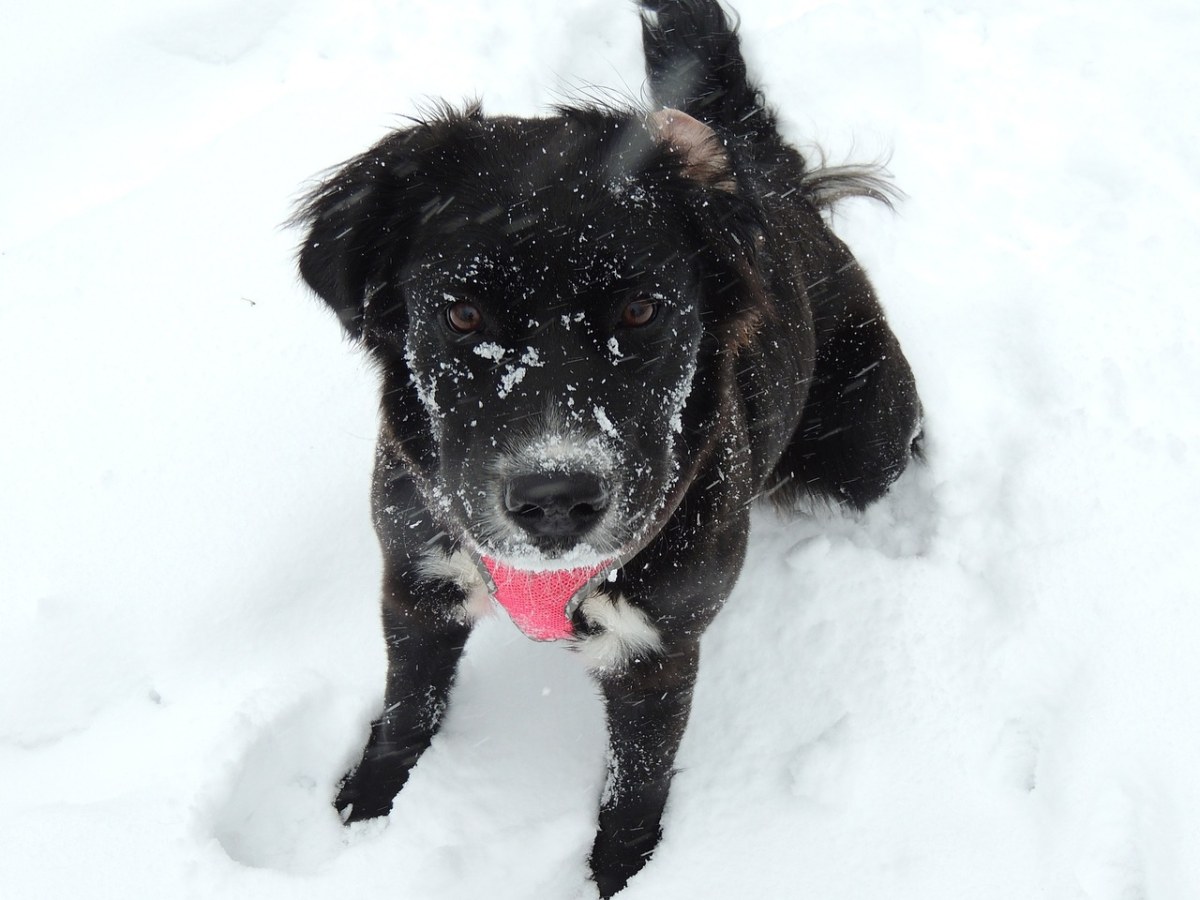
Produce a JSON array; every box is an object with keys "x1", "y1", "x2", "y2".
[{"x1": 296, "y1": 104, "x2": 765, "y2": 569}]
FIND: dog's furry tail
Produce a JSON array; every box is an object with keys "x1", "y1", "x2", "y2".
[{"x1": 638, "y1": 0, "x2": 777, "y2": 142}]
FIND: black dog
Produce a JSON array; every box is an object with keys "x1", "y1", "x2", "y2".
[{"x1": 294, "y1": 0, "x2": 921, "y2": 894}]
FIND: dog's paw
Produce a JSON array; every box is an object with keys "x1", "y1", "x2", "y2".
[
  {"x1": 589, "y1": 827, "x2": 658, "y2": 898},
  {"x1": 333, "y1": 765, "x2": 398, "y2": 824}
]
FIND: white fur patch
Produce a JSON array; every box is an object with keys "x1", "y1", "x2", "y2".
[
  {"x1": 416, "y1": 548, "x2": 493, "y2": 624},
  {"x1": 576, "y1": 592, "x2": 663, "y2": 672}
]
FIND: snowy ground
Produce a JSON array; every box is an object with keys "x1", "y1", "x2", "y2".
[{"x1": 3, "y1": 1, "x2": 1200, "y2": 897}]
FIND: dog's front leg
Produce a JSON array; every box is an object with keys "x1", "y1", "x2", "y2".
[
  {"x1": 589, "y1": 638, "x2": 699, "y2": 897},
  {"x1": 335, "y1": 585, "x2": 471, "y2": 823}
]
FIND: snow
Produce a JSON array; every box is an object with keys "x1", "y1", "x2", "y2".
[
  {"x1": 3, "y1": 0, "x2": 1200, "y2": 898},
  {"x1": 475, "y1": 342, "x2": 507, "y2": 362},
  {"x1": 592, "y1": 405, "x2": 617, "y2": 439},
  {"x1": 497, "y1": 365, "x2": 528, "y2": 399}
]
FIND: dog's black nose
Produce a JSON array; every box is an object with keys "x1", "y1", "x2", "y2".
[{"x1": 504, "y1": 472, "x2": 611, "y2": 538}]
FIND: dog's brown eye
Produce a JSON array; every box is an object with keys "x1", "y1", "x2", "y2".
[
  {"x1": 620, "y1": 298, "x2": 658, "y2": 328},
  {"x1": 446, "y1": 301, "x2": 484, "y2": 334}
]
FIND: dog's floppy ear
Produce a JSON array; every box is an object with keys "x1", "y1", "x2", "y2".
[
  {"x1": 646, "y1": 108, "x2": 736, "y2": 193},
  {"x1": 293, "y1": 130, "x2": 436, "y2": 339}
]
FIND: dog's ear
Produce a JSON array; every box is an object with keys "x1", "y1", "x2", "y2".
[
  {"x1": 643, "y1": 109, "x2": 769, "y2": 350},
  {"x1": 293, "y1": 130, "x2": 437, "y2": 339},
  {"x1": 646, "y1": 108, "x2": 736, "y2": 193}
]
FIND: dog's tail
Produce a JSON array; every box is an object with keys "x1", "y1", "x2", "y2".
[{"x1": 637, "y1": 0, "x2": 777, "y2": 144}]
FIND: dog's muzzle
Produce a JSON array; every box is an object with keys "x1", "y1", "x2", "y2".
[
  {"x1": 479, "y1": 471, "x2": 617, "y2": 640},
  {"x1": 503, "y1": 471, "x2": 611, "y2": 539}
]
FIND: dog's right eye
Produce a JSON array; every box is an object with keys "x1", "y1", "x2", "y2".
[
  {"x1": 446, "y1": 301, "x2": 484, "y2": 335},
  {"x1": 619, "y1": 297, "x2": 659, "y2": 329}
]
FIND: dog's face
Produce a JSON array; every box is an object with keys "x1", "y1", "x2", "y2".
[
  {"x1": 298, "y1": 108, "x2": 763, "y2": 569},
  {"x1": 399, "y1": 202, "x2": 703, "y2": 568}
]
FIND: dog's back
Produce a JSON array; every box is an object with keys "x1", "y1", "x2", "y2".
[{"x1": 641, "y1": 0, "x2": 923, "y2": 509}]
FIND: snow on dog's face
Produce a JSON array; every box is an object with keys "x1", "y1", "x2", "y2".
[
  {"x1": 399, "y1": 229, "x2": 700, "y2": 568},
  {"x1": 296, "y1": 106, "x2": 765, "y2": 569}
]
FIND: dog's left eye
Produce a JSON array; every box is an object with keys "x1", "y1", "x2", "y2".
[
  {"x1": 619, "y1": 298, "x2": 659, "y2": 329},
  {"x1": 446, "y1": 301, "x2": 484, "y2": 334}
]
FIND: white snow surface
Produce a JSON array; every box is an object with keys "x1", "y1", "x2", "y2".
[{"x1": 3, "y1": 1, "x2": 1200, "y2": 898}]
